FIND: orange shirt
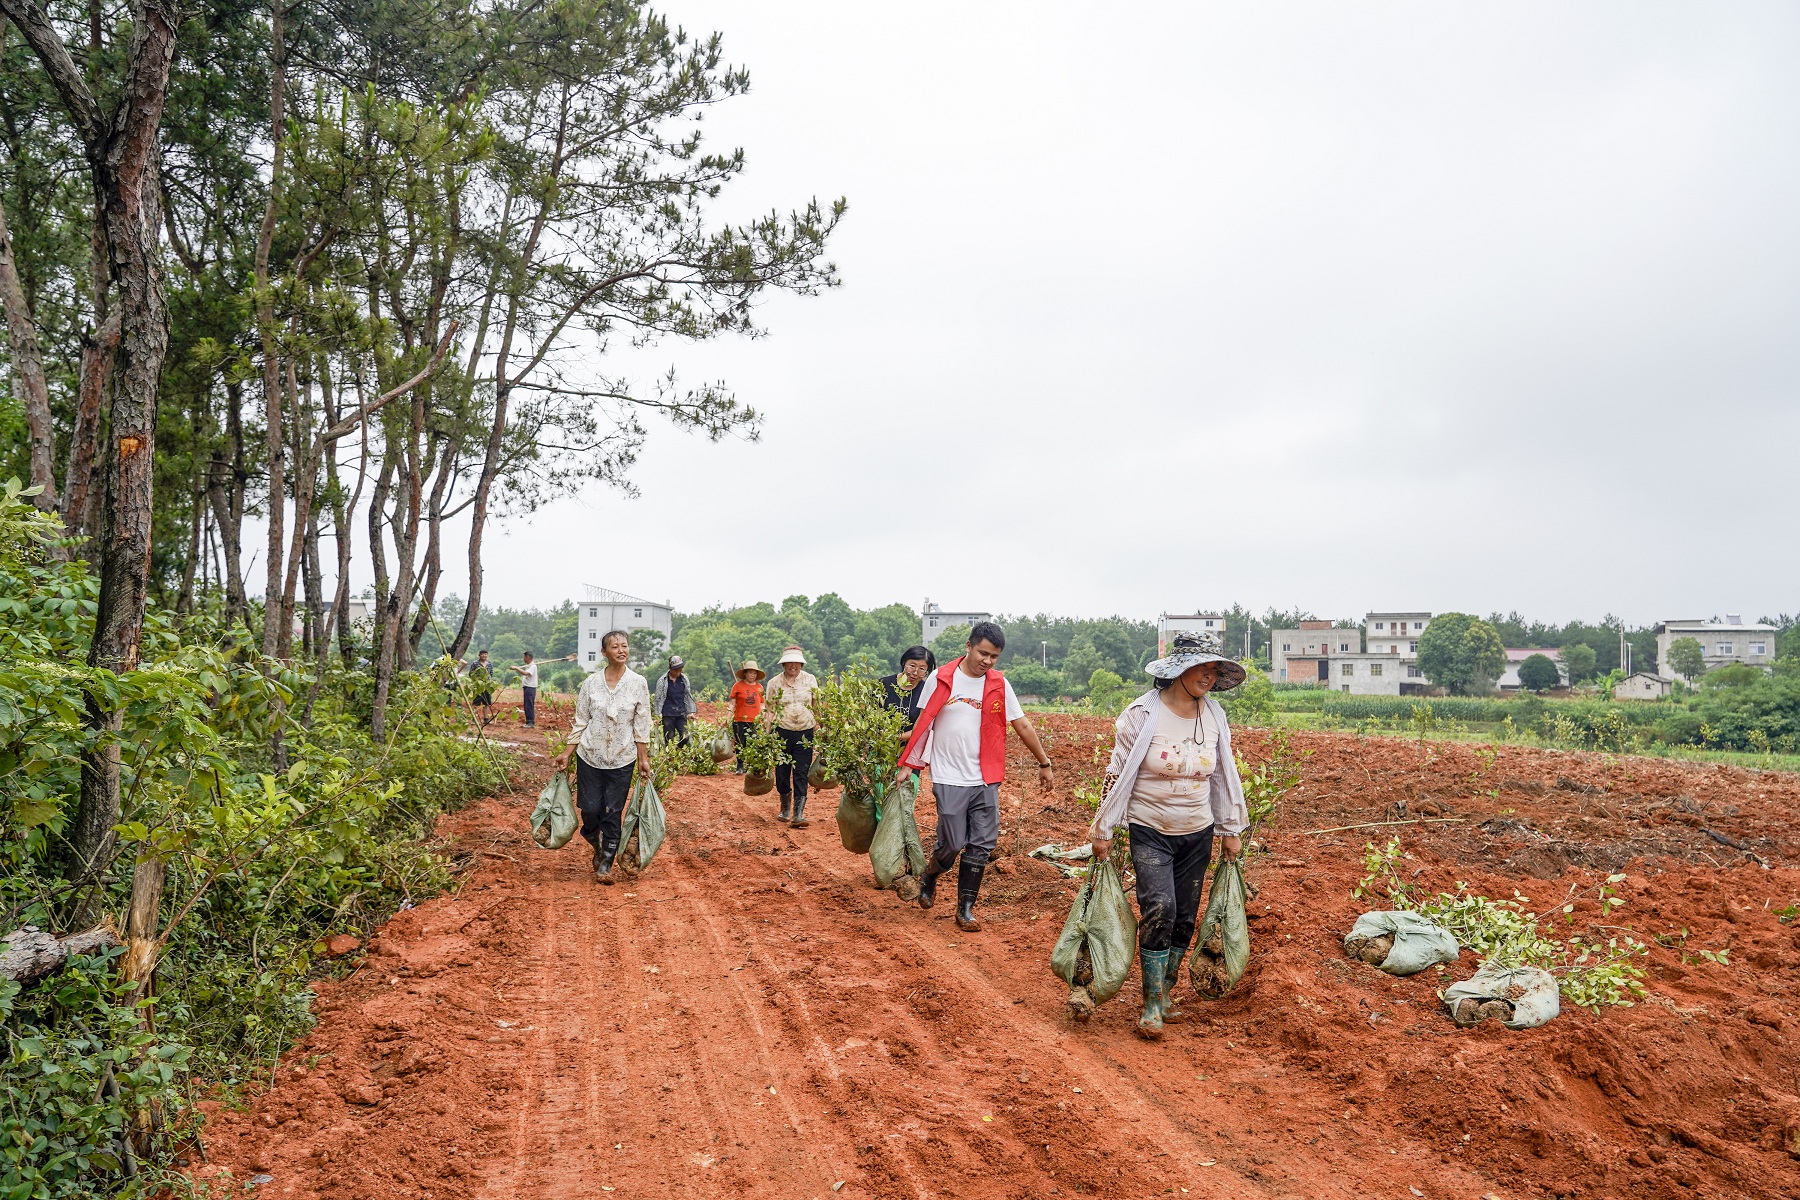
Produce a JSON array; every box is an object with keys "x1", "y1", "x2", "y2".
[{"x1": 729, "y1": 680, "x2": 765, "y2": 722}]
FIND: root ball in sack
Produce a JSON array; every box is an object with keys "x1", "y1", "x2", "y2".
[
  {"x1": 1442, "y1": 963, "x2": 1559, "y2": 1030},
  {"x1": 869, "y1": 777, "x2": 925, "y2": 889},
  {"x1": 618, "y1": 777, "x2": 668, "y2": 870},
  {"x1": 1051, "y1": 859, "x2": 1137, "y2": 1013},
  {"x1": 836, "y1": 787, "x2": 878, "y2": 854},
  {"x1": 530, "y1": 771, "x2": 578, "y2": 850},
  {"x1": 1187, "y1": 858, "x2": 1250, "y2": 999},
  {"x1": 808, "y1": 758, "x2": 841, "y2": 792},
  {"x1": 1343, "y1": 911, "x2": 1459, "y2": 975},
  {"x1": 744, "y1": 771, "x2": 774, "y2": 797}
]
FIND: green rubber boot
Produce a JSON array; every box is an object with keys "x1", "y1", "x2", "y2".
[{"x1": 1136, "y1": 949, "x2": 1170, "y2": 1040}]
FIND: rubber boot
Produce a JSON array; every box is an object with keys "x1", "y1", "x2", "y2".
[
  {"x1": 917, "y1": 848, "x2": 952, "y2": 910},
  {"x1": 954, "y1": 857, "x2": 986, "y2": 932},
  {"x1": 595, "y1": 838, "x2": 618, "y2": 886},
  {"x1": 790, "y1": 795, "x2": 810, "y2": 829},
  {"x1": 1136, "y1": 949, "x2": 1170, "y2": 1040},
  {"x1": 778, "y1": 793, "x2": 792, "y2": 822},
  {"x1": 1162, "y1": 942, "x2": 1189, "y2": 1024}
]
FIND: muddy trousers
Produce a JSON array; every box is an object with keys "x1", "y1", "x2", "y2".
[
  {"x1": 576, "y1": 759, "x2": 636, "y2": 861},
  {"x1": 1128, "y1": 823, "x2": 1215, "y2": 955},
  {"x1": 775, "y1": 728, "x2": 814, "y2": 802},
  {"x1": 926, "y1": 782, "x2": 1000, "y2": 875}
]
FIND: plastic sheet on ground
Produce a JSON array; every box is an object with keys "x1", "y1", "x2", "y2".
[
  {"x1": 1186, "y1": 858, "x2": 1250, "y2": 998},
  {"x1": 530, "y1": 771, "x2": 578, "y2": 850},
  {"x1": 869, "y1": 776, "x2": 925, "y2": 889},
  {"x1": 1343, "y1": 910, "x2": 1460, "y2": 976},
  {"x1": 1443, "y1": 963, "x2": 1559, "y2": 1029},
  {"x1": 618, "y1": 776, "x2": 667, "y2": 869},
  {"x1": 1050, "y1": 858, "x2": 1137, "y2": 1017}
]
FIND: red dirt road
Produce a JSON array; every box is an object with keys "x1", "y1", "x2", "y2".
[{"x1": 197, "y1": 714, "x2": 1800, "y2": 1200}]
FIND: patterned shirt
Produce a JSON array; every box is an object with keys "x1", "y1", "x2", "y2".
[{"x1": 569, "y1": 668, "x2": 652, "y2": 770}]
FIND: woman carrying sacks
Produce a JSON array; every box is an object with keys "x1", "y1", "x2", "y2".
[
  {"x1": 1089, "y1": 632, "x2": 1249, "y2": 1040},
  {"x1": 765, "y1": 646, "x2": 820, "y2": 827},
  {"x1": 880, "y1": 646, "x2": 936, "y2": 732},
  {"x1": 728, "y1": 659, "x2": 766, "y2": 773}
]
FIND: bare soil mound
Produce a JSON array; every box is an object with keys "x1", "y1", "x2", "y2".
[{"x1": 193, "y1": 709, "x2": 1800, "y2": 1199}]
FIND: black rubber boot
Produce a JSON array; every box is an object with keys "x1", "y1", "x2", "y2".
[
  {"x1": 917, "y1": 847, "x2": 953, "y2": 910},
  {"x1": 778, "y1": 793, "x2": 792, "y2": 822},
  {"x1": 790, "y1": 796, "x2": 809, "y2": 829},
  {"x1": 955, "y1": 857, "x2": 986, "y2": 932},
  {"x1": 595, "y1": 839, "x2": 617, "y2": 885}
]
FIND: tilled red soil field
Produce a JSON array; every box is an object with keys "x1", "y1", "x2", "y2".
[{"x1": 193, "y1": 706, "x2": 1800, "y2": 1199}]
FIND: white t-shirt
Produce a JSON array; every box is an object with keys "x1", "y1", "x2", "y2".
[
  {"x1": 519, "y1": 662, "x2": 538, "y2": 688},
  {"x1": 915, "y1": 666, "x2": 1023, "y2": 787}
]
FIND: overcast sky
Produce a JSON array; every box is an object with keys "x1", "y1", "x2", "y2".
[{"x1": 437, "y1": 0, "x2": 1800, "y2": 626}]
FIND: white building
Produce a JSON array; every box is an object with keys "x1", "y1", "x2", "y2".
[
  {"x1": 1497, "y1": 648, "x2": 1568, "y2": 691},
  {"x1": 1366, "y1": 612, "x2": 1431, "y2": 655},
  {"x1": 1330, "y1": 653, "x2": 1425, "y2": 696},
  {"x1": 576, "y1": 585, "x2": 673, "y2": 671},
  {"x1": 1158, "y1": 612, "x2": 1228, "y2": 657},
  {"x1": 1614, "y1": 672, "x2": 1672, "y2": 701},
  {"x1": 1271, "y1": 621, "x2": 1358, "y2": 684},
  {"x1": 921, "y1": 598, "x2": 992, "y2": 648},
  {"x1": 1653, "y1": 615, "x2": 1777, "y2": 680}
]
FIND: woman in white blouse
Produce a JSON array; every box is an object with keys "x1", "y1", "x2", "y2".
[{"x1": 1089, "y1": 633, "x2": 1249, "y2": 1040}]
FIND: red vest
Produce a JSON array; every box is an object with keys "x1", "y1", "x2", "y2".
[{"x1": 900, "y1": 659, "x2": 1010, "y2": 784}]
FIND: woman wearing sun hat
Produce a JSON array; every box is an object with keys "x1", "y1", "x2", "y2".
[
  {"x1": 764, "y1": 646, "x2": 820, "y2": 826},
  {"x1": 728, "y1": 659, "x2": 766, "y2": 773},
  {"x1": 1089, "y1": 631, "x2": 1249, "y2": 1041}
]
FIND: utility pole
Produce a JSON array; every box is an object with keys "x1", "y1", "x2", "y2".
[{"x1": 1040, "y1": 640, "x2": 1048, "y2": 668}]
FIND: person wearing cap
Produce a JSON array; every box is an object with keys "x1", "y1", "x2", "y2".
[
  {"x1": 728, "y1": 659, "x2": 766, "y2": 773},
  {"x1": 765, "y1": 646, "x2": 820, "y2": 825},
  {"x1": 1088, "y1": 631, "x2": 1249, "y2": 1041},
  {"x1": 654, "y1": 655, "x2": 698, "y2": 746},
  {"x1": 880, "y1": 645, "x2": 937, "y2": 733},
  {"x1": 894, "y1": 621, "x2": 1055, "y2": 932}
]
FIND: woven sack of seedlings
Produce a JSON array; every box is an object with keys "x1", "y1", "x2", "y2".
[
  {"x1": 870, "y1": 777, "x2": 926, "y2": 890},
  {"x1": 1186, "y1": 858, "x2": 1250, "y2": 998},
  {"x1": 617, "y1": 776, "x2": 667, "y2": 870},
  {"x1": 836, "y1": 787, "x2": 879, "y2": 854},
  {"x1": 1343, "y1": 911, "x2": 1460, "y2": 975},
  {"x1": 709, "y1": 728, "x2": 735, "y2": 764},
  {"x1": 1050, "y1": 859, "x2": 1138, "y2": 1020},
  {"x1": 530, "y1": 771, "x2": 578, "y2": 850},
  {"x1": 744, "y1": 771, "x2": 774, "y2": 796},
  {"x1": 1443, "y1": 963, "x2": 1559, "y2": 1029},
  {"x1": 807, "y1": 757, "x2": 841, "y2": 792}
]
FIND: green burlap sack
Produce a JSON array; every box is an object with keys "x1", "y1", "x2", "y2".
[
  {"x1": 744, "y1": 771, "x2": 774, "y2": 796},
  {"x1": 1050, "y1": 859, "x2": 1137, "y2": 1019},
  {"x1": 836, "y1": 787, "x2": 878, "y2": 854},
  {"x1": 1187, "y1": 857, "x2": 1250, "y2": 999},
  {"x1": 618, "y1": 776, "x2": 667, "y2": 869},
  {"x1": 869, "y1": 777, "x2": 926, "y2": 889},
  {"x1": 1444, "y1": 963, "x2": 1560, "y2": 1029},
  {"x1": 530, "y1": 771, "x2": 578, "y2": 850},
  {"x1": 1344, "y1": 910, "x2": 1460, "y2": 976}
]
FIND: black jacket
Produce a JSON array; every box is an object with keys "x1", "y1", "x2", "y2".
[{"x1": 880, "y1": 673, "x2": 925, "y2": 731}]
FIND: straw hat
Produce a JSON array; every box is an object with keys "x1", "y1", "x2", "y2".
[
  {"x1": 1144, "y1": 631, "x2": 1247, "y2": 691},
  {"x1": 736, "y1": 659, "x2": 765, "y2": 681},
  {"x1": 778, "y1": 645, "x2": 807, "y2": 666}
]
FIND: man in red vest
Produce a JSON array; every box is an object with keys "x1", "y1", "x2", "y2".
[{"x1": 896, "y1": 621, "x2": 1055, "y2": 931}]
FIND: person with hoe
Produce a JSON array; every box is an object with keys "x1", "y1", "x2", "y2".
[
  {"x1": 728, "y1": 659, "x2": 766, "y2": 772},
  {"x1": 765, "y1": 646, "x2": 820, "y2": 826},
  {"x1": 554, "y1": 631, "x2": 653, "y2": 884},
  {"x1": 880, "y1": 645, "x2": 936, "y2": 732},
  {"x1": 1088, "y1": 631, "x2": 1248, "y2": 1040},
  {"x1": 654, "y1": 655, "x2": 697, "y2": 746},
  {"x1": 509, "y1": 651, "x2": 539, "y2": 728},
  {"x1": 896, "y1": 622, "x2": 1055, "y2": 932}
]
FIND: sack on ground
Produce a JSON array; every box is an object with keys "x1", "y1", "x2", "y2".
[
  {"x1": 618, "y1": 776, "x2": 667, "y2": 869},
  {"x1": 1344, "y1": 911, "x2": 1459, "y2": 976},
  {"x1": 710, "y1": 728, "x2": 735, "y2": 764},
  {"x1": 1050, "y1": 859, "x2": 1137, "y2": 1019},
  {"x1": 744, "y1": 771, "x2": 774, "y2": 797},
  {"x1": 1187, "y1": 858, "x2": 1250, "y2": 998},
  {"x1": 808, "y1": 757, "x2": 841, "y2": 792},
  {"x1": 836, "y1": 787, "x2": 878, "y2": 854},
  {"x1": 870, "y1": 776, "x2": 926, "y2": 890},
  {"x1": 1443, "y1": 963, "x2": 1559, "y2": 1029},
  {"x1": 530, "y1": 771, "x2": 578, "y2": 850}
]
